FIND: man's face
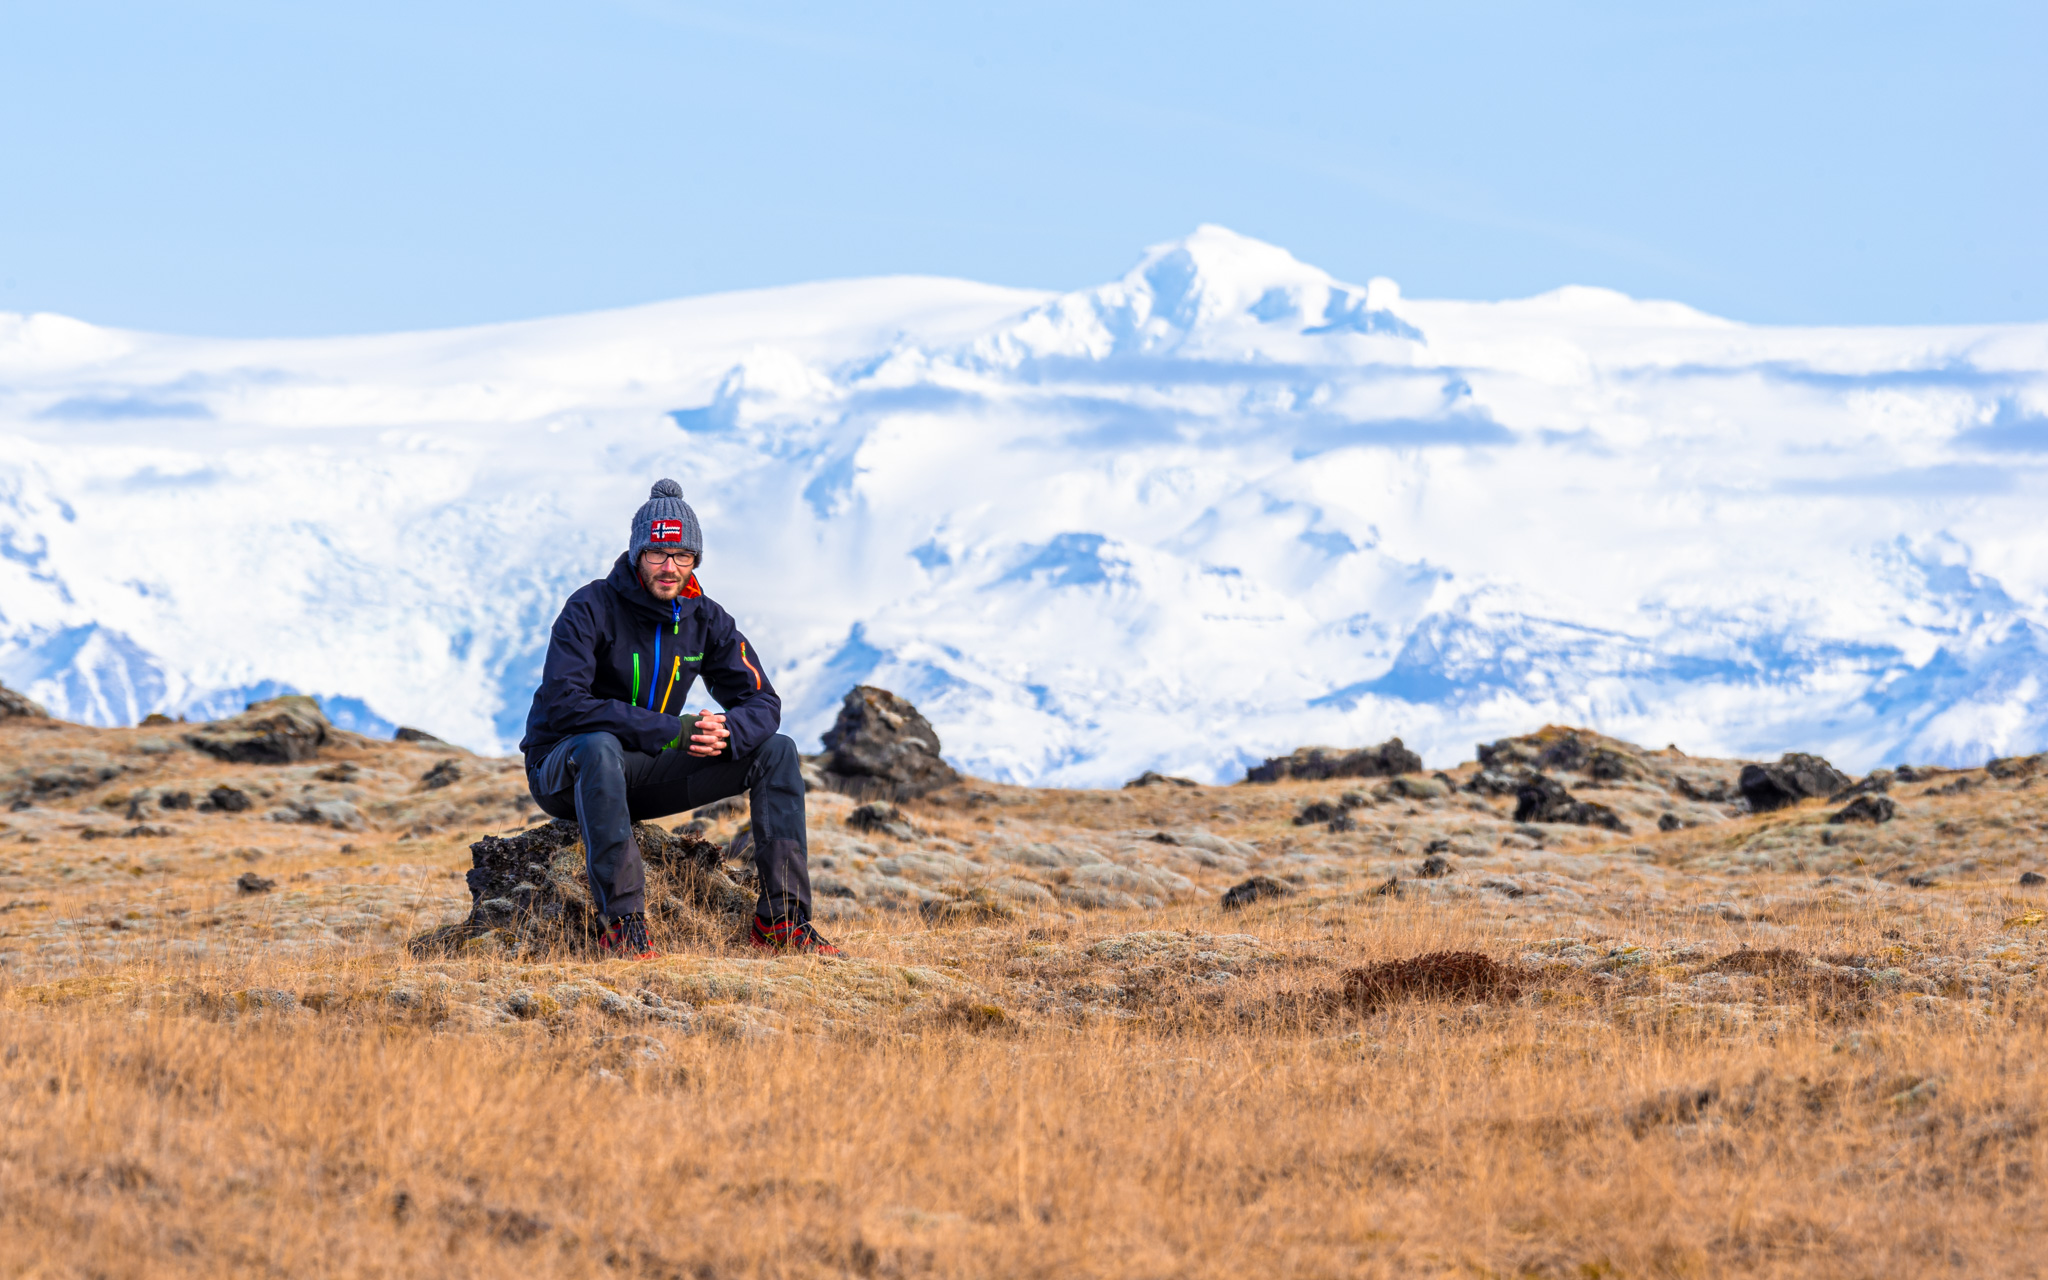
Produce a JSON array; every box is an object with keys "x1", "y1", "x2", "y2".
[{"x1": 639, "y1": 547, "x2": 696, "y2": 600}]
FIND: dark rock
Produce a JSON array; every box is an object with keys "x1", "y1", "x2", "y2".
[
  {"x1": 1829, "y1": 794, "x2": 1896, "y2": 825},
  {"x1": 1738, "y1": 753, "x2": 1851, "y2": 813},
  {"x1": 1673, "y1": 774, "x2": 1735, "y2": 803},
  {"x1": 409, "y1": 819, "x2": 750, "y2": 957},
  {"x1": 1829, "y1": 770, "x2": 1895, "y2": 802},
  {"x1": 1325, "y1": 813, "x2": 1356, "y2": 834},
  {"x1": 317, "y1": 763, "x2": 359, "y2": 783},
  {"x1": 1124, "y1": 771, "x2": 1200, "y2": 789},
  {"x1": 185, "y1": 695, "x2": 329, "y2": 764},
  {"x1": 847, "y1": 801, "x2": 905, "y2": 830},
  {"x1": 1513, "y1": 774, "x2": 1630, "y2": 832},
  {"x1": 1293, "y1": 800, "x2": 1344, "y2": 826},
  {"x1": 1424, "y1": 838, "x2": 1452, "y2": 855},
  {"x1": 1221, "y1": 876, "x2": 1293, "y2": 910},
  {"x1": 1245, "y1": 738, "x2": 1422, "y2": 784},
  {"x1": 1588, "y1": 748, "x2": 1643, "y2": 782},
  {"x1": 6, "y1": 761, "x2": 128, "y2": 806},
  {"x1": 1924, "y1": 775, "x2": 1981, "y2": 797},
  {"x1": 0, "y1": 682, "x2": 48, "y2": 720},
  {"x1": 847, "y1": 802, "x2": 917, "y2": 841},
  {"x1": 159, "y1": 790, "x2": 192, "y2": 810},
  {"x1": 2020, "y1": 871, "x2": 2045, "y2": 887},
  {"x1": 816, "y1": 686, "x2": 959, "y2": 800},
  {"x1": 199, "y1": 785, "x2": 251, "y2": 813},
  {"x1": 419, "y1": 759, "x2": 462, "y2": 790},
  {"x1": 236, "y1": 872, "x2": 275, "y2": 894},
  {"x1": 1986, "y1": 754, "x2": 2047, "y2": 781},
  {"x1": 394, "y1": 726, "x2": 446, "y2": 744},
  {"x1": 1905, "y1": 874, "x2": 1938, "y2": 889},
  {"x1": 1418, "y1": 855, "x2": 1451, "y2": 878},
  {"x1": 1464, "y1": 768, "x2": 1528, "y2": 797},
  {"x1": 1536, "y1": 734, "x2": 1592, "y2": 773}
]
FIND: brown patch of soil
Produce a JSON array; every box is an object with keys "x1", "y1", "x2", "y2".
[{"x1": 1341, "y1": 951, "x2": 1532, "y2": 1014}]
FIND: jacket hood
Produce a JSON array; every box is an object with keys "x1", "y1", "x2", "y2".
[{"x1": 605, "y1": 553, "x2": 703, "y2": 621}]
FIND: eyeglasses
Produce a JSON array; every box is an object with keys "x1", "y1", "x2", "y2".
[{"x1": 641, "y1": 549, "x2": 697, "y2": 566}]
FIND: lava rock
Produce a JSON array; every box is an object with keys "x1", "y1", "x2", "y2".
[
  {"x1": 420, "y1": 759, "x2": 462, "y2": 790},
  {"x1": 1513, "y1": 774, "x2": 1630, "y2": 832},
  {"x1": 1830, "y1": 794, "x2": 1896, "y2": 825},
  {"x1": 1245, "y1": 738, "x2": 1422, "y2": 784},
  {"x1": 1221, "y1": 876, "x2": 1294, "y2": 909},
  {"x1": 1536, "y1": 734, "x2": 1592, "y2": 772},
  {"x1": 1418, "y1": 855, "x2": 1451, "y2": 878},
  {"x1": 1987, "y1": 754, "x2": 2048, "y2": 781},
  {"x1": 1657, "y1": 812, "x2": 1683, "y2": 832},
  {"x1": 1124, "y1": 771, "x2": 1200, "y2": 789},
  {"x1": 185, "y1": 695, "x2": 330, "y2": 765},
  {"x1": 1293, "y1": 800, "x2": 1344, "y2": 826},
  {"x1": 408, "y1": 818, "x2": 749, "y2": 957},
  {"x1": 846, "y1": 802, "x2": 916, "y2": 840},
  {"x1": 1326, "y1": 813, "x2": 1357, "y2": 833},
  {"x1": 200, "y1": 785, "x2": 251, "y2": 813},
  {"x1": 0, "y1": 681, "x2": 48, "y2": 720},
  {"x1": 2020, "y1": 871, "x2": 2045, "y2": 887},
  {"x1": 159, "y1": 790, "x2": 193, "y2": 810},
  {"x1": 394, "y1": 726, "x2": 446, "y2": 744},
  {"x1": 1829, "y1": 769, "x2": 1895, "y2": 803},
  {"x1": 1739, "y1": 753, "x2": 1851, "y2": 813},
  {"x1": 1464, "y1": 768, "x2": 1528, "y2": 797},
  {"x1": 816, "y1": 686, "x2": 959, "y2": 800},
  {"x1": 1588, "y1": 748, "x2": 1642, "y2": 782},
  {"x1": 236, "y1": 871, "x2": 276, "y2": 894}
]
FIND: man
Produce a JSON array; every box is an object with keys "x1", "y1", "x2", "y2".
[{"x1": 520, "y1": 479, "x2": 836, "y2": 959}]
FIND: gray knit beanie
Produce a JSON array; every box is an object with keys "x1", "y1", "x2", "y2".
[{"x1": 630, "y1": 479, "x2": 703, "y2": 565}]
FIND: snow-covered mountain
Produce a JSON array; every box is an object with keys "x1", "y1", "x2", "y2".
[{"x1": 4, "y1": 226, "x2": 2047, "y2": 783}]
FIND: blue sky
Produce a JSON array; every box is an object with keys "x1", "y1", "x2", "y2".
[{"x1": 2, "y1": 0, "x2": 2042, "y2": 336}]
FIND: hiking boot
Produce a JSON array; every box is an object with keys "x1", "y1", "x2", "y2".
[
  {"x1": 750, "y1": 915, "x2": 840, "y2": 956},
  {"x1": 597, "y1": 912, "x2": 659, "y2": 961}
]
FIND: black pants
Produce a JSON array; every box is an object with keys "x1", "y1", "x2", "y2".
[{"x1": 528, "y1": 731, "x2": 812, "y2": 923}]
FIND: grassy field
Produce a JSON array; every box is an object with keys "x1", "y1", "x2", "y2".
[{"x1": 3, "y1": 713, "x2": 2046, "y2": 1277}]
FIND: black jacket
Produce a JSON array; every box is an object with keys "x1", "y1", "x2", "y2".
[{"x1": 519, "y1": 554, "x2": 782, "y2": 769}]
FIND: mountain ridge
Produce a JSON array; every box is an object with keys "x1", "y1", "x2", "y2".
[{"x1": 3, "y1": 226, "x2": 2046, "y2": 782}]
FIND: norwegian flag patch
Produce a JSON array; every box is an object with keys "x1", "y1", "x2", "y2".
[{"x1": 650, "y1": 520, "x2": 685, "y2": 543}]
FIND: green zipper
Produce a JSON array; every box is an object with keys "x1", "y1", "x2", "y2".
[{"x1": 630, "y1": 652, "x2": 641, "y2": 704}]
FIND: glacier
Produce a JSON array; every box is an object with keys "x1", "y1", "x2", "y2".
[{"x1": 3, "y1": 225, "x2": 2046, "y2": 784}]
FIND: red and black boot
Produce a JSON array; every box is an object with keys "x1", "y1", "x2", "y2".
[
  {"x1": 750, "y1": 914, "x2": 840, "y2": 956},
  {"x1": 597, "y1": 912, "x2": 660, "y2": 961}
]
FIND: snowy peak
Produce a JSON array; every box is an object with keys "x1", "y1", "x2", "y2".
[{"x1": 970, "y1": 225, "x2": 1421, "y2": 367}]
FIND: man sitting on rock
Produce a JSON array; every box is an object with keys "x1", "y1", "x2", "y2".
[{"x1": 520, "y1": 479, "x2": 836, "y2": 959}]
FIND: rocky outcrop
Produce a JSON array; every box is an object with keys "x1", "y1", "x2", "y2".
[
  {"x1": 815, "y1": 686, "x2": 960, "y2": 800},
  {"x1": 1244, "y1": 738, "x2": 1422, "y2": 784},
  {"x1": 1124, "y1": 771, "x2": 1200, "y2": 789},
  {"x1": 0, "y1": 682, "x2": 48, "y2": 720},
  {"x1": 185, "y1": 695, "x2": 330, "y2": 764},
  {"x1": 1739, "y1": 753, "x2": 1852, "y2": 813},
  {"x1": 409, "y1": 819, "x2": 753, "y2": 957},
  {"x1": 1513, "y1": 774, "x2": 1630, "y2": 832},
  {"x1": 1830, "y1": 794, "x2": 1896, "y2": 824}
]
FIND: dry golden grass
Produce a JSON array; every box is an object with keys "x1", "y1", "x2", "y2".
[{"x1": 5, "y1": 717, "x2": 2048, "y2": 1276}]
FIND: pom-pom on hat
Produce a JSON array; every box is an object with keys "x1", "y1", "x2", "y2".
[{"x1": 631, "y1": 479, "x2": 703, "y2": 565}]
